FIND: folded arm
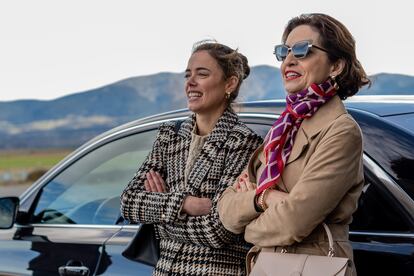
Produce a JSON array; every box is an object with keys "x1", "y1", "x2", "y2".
[
  {"x1": 244, "y1": 119, "x2": 363, "y2": 247},
  {"x1": 162, "y1": 133, "x2": 263, "y2": 248},
  {"x1": 120, "y1": 125, "x2": 188, "y2": 224}
]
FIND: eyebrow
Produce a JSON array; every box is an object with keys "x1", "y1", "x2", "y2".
[{"x1": 185, "y1": 67, "x2": 211, "y2": 72}]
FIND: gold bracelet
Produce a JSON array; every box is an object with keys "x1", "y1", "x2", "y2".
[{"x1": 258, "y1": 189, "x2": 269, "y2": 211}]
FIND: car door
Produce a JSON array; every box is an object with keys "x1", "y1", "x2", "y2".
[
  {"x1": 350, "y1": 155, "x2": 414, "y2": 276},
  {"x1": 0, "y1": 126, "x2": 159, "y2": 275}
]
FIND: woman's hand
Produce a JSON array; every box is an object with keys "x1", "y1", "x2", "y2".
[
  {"x1": 182, "y1": 196, "x2": 212, "y2": 216},
  {"x1": 144, "y1": 169, "x2": 167, "y2": 192},
  {"x1": 144, "y1": 169, "x2": 211, "y2": 216},
  {"x1": 234, "y1": 171, "x2": 256, "y2": 192}
]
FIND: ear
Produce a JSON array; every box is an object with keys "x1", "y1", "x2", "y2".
[
  {"x1": 330, "y1": 58, "x2": 345, "y2": 77},
  {"x1": 224, "y1": 76, "x2": 239, "y2": 93}
]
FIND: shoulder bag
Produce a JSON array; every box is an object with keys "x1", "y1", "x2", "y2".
[
  {"x1": 248, "y1": 223, "x2": 350, "y2": 276},
  {"x1": 121, "y1": 223, "x2": 160, "y2": 266}
]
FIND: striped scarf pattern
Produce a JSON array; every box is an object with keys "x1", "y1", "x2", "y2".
[{"x1": 256, "y1": 79, "x2": 337, "y2": 194}]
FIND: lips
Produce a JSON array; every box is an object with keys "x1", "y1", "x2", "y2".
[
  {"x1": 187, "y1": 91, "x2": 203, "y2": 100},
  {"x1": 284, "y1": 70, "x2": 302, "y2": 81}
]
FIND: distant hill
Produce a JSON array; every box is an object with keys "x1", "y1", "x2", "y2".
[
  {"x1": 359, "y1": 73, "x2": 414, "y2": 95},
  {"x1": 1, "y1": 65, "x2": 413, "y2": 149}
]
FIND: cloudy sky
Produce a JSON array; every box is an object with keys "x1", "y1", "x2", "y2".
[{"x1": 1, "y1": 0, "x2": 412, "y2": 101}]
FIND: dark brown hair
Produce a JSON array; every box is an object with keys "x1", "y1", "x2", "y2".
[
  {"x1": 192, "y1": 40, "x2": 250, "y2": 104},
  {"x1": 282, "y1": 13, "x2": 371, "y2": 99}
]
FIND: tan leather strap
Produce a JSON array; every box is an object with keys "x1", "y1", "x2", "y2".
[
  {"x1": 246, "y1": 246, "x2": 261, "y2": 273},
  {"x1": 322, "y1": 223, "x2": 336, "y2": 257}
]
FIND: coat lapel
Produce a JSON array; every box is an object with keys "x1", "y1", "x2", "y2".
[
  {"x1": 187, "y1": 109, "x2": 239, "y2": 192},
  {"x1": 286, "y1": 128, "x2": 309, "y2": 165},
  {"x1": 173, "y1": 116, "x2": 194, "y2": 190},
  {"x1": 301, "y1": 95, "x2": 347, "y2": 139},
  {"x1": 286, "y1": 95, "x2": 346, "y2": 165}
]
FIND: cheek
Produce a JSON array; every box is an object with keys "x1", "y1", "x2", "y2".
[
  {"x1": 208, "y1": 81, "x2": 225, "y2": 94},
  {"x1": 307, "y1": 59, "x2": 332, "y2": 82},
  {"x1": 313, "y1": 69, "x2": 330, "y2": 83}
]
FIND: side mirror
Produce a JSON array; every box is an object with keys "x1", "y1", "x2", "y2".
[{"x1": 0, "y1": 197, "x2": 19, "y2": 229}]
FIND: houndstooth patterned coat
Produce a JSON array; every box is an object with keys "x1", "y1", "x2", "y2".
[{"x1": 121, "y1": 109, "x2": 263, "y2": 276}]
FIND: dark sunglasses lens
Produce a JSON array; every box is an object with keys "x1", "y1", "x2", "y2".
[
  {"x1": 292, "y1": 41, "x2": 310, "y2": 59},
  {"x1": 274, "y1": 45, "x2": 288, "y2": 61}
]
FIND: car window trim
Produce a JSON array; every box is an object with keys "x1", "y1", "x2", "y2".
[
  {"x1": 239, "y1": 113, "x2": 279, "y2": 120},
  {"x1": 362, "y1": 154, "x2": 414, "y2": 220},
  {"x1": 18, "y1": 223, "x2": 131, "y2": 229},
  {"x1": 350, "y1": 231, "x2": 414, "y2": 239},
  {"x1": 17, "y1": 223, "x2": 141, "y2": 230}
]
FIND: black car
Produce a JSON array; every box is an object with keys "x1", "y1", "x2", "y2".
[{"x1": 1, "y1": 96, "x2": 413, "y2": 275}]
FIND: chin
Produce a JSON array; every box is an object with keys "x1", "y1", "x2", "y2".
[
  {"x1": 284, "y1": 83, "x2": 307, "y2": 94},
  {"x1": 284, "y1": 82, "x2": 301, "y2": 94},
  {"x1": 187, "y1": 104, "x2": 200, "y2": 113},
  {"x1": 285, "y1": 87, "x2": 301, "y2": 95}
]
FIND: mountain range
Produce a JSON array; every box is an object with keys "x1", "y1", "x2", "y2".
[{"x1": 1, "y1": 65, "x2": 414, "y2": 149}]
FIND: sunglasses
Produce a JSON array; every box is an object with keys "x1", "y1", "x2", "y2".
[{"x1": 273, "y1": 40, "x2": 328, "y2": 61}]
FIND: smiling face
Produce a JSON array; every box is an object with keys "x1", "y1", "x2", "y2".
[
  {"x1": 281, "y1": 24, "x2": 335, "y2": 94},
  {"x1": 185, "y1": 50, "x2": 229, "y2": 115}
]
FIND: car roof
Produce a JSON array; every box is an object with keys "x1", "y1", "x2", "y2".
[
  {"x1": 104, "y1": 95, "x2": 414, "y2": 136},
  {"x1": 344, "y1": 95, "x2": 414, "y2": 117}
]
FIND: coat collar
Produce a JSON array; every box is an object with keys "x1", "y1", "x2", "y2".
[
  {"x1": 286, "y1": 95, "x2": 346, "y2": 165},
  {"x1": 301, "y1": 95, "x2": 347, "y2": 139},
  {"x1": 182, "y1": 108, "x2": 239, "y2": 193}
]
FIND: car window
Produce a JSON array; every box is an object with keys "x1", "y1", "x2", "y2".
[
  {"x1": 31, "y1": 129, "x2": 158, "y2": 225},
  {"x1": 350, "y1": 169, "x2": 410, "y2": 232}
]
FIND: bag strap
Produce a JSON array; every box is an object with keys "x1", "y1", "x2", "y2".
[
  {"x1": 279, "y1": 223, "x2": 337, "y2": 257},
  {"x1": 322, "y1": 223, "x2": 335, "y2": 257}
]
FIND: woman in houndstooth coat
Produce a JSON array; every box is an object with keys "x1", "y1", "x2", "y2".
[{"x1": 121, "y1": 41, "x2": 262, "y2": 275}]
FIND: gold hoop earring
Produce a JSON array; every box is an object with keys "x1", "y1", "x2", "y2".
[
  {"x1": 225, "y1": 91, "x2": 232, "y2": 100},
  {"x1": 330, "y1": 75, "x2": 340, "y2": 90}
]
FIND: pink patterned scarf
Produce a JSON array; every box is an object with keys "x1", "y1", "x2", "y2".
[{"x1": 256, "y1": 79, "x2": 337, "y2": 194}]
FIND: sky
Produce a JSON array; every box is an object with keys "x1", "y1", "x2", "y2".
[{"x1": 1, "y1": 0, "x2": 413, "y2": 101}]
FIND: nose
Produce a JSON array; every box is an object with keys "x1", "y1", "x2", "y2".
[
  {"x1": 186, "y1": 74, "x2": 197, "y2": 88},
  {"x1": 283, "y1": 50, "x2": 297, "y2": 67}
]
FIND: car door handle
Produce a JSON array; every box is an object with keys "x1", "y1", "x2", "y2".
[{"x1": 58, "y1": 260, "x2": 90, "y2": 276}]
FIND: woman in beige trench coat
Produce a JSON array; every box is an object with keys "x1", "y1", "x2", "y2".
[{"x1": 218, "y1": 13, "x2": 371, "y2": 276}]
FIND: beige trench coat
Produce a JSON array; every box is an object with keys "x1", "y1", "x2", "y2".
[{"x1": 218, "y1": 96, "x2": 364, "y2": 276}]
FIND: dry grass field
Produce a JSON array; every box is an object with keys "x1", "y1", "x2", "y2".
[{"x1": 0, "y1": 149, "x2": 73, "y2": 187}]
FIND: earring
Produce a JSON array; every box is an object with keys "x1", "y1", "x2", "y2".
[
  {"x1": 330, "y1": 75, "x2": 340, "y2": 90},
  {"x1": 225, "y1": 91, "x2": 232, "y2": 99}
]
